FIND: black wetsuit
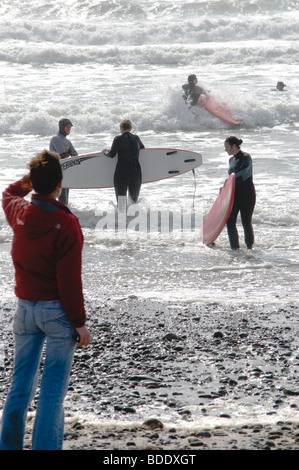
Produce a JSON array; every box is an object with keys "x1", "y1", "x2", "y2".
[
  {"x1": 226, "y1": 150, "x2": 256, "y2": 249},
  {"x1": 106, "y1": 132, "x2": 144, "y2": 203},
  {"x1": 182, "y1": 83, "x2": 206, "y2": 106}
]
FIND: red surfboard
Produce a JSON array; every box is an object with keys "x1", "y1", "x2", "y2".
[
  {"x1": 199, "y1": 95, "x2": 242, "y2": 125},
  {"x1": 201, "y1": 173, "x2": 235, "y2": 246}
]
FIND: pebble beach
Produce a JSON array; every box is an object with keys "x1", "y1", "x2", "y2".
[{"x1": 1, "y1": 297, "x2": 298, "y2": 451}]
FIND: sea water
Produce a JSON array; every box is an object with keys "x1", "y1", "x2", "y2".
[{"x1": 0, "y1": 0, "x2": 298, "y2": 431}]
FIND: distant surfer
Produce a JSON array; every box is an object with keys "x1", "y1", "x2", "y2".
[
  {"x1": 224, "y1": 136, "x2": 256, "y2": 250},
  {"x1": 276, "y1": 81, "x2": 286, "y2": 91},
  {"x1": 182, "y1": 74, "x2": 207, "y2": 106},
  {"x1": 103, "y1": 119, "x2": 145, "y2": 209},
  {"x1": 49, "y1": 118, "x2": 78, "y2": 205},
  {"x1": 272, "y1": 81, "x2": 287, "y2": 91}
]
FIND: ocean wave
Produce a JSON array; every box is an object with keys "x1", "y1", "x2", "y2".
[
  {"x1": 0, "y1": 0, "x2": 297, "y2": 21},
  {"x1": 0, "y1": 0, "x2": 297, "y2": 70},
  {"x1": 0, "y1": 88, "x2": 298, "y2": 137},
  {"x1": 0, "y1": 1, "x2": 297, "y2": 55},
  {"x1": 0, "y1": 13, "x2": 297, "y2": 46},
  {"x1": 0, "y1": 40, "x2": 297, "y2": 68}
]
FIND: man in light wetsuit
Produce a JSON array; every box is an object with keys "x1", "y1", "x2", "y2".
[
  {"x1": 182, "y1": 74, "x2": 206, "y2": 106},
  {"x1": 49, "y1": 118, "x2": 78, "y2": 205},
  {"x1": 104, "y1": 119, "x2": 144, "y2": 208},
  {"x1": 224, "y1": 136, "x2": 256, "y2": 250}
]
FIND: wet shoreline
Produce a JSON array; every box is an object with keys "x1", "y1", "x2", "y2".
[{"x1": 22, "y1": 415, "x2": 299, "y2": 451}]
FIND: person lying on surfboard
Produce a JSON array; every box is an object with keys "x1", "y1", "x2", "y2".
[{"x1": 182, "y1": 74, "x2": 207, "y2": 106}]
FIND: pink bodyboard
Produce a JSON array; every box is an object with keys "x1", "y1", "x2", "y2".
[
  {"x1": 199, "y1": 95, "x2": 242, "y2": 125},
  {"x1": 201, "y1": 173, "x2": 235, "y2": 246}
]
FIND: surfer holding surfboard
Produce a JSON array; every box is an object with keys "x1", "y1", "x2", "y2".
[
  {"x1": 103, "y1": 119, "x2": 145, "y2": 208},
  {"x1": 182, "y1": 74, "x2": 242, "y2": 125},
  {"x1": 49, "y1": 118, "x2": 78, "y2": 205},
  {"x1": 182, "y1": 74, "x2": 207, "y2": 107},
  {"x1": 224, "y1": 136, "x2": 256, "y2": 250}
]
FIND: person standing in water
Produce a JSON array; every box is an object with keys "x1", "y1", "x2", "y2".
[
  {"x1": 49, "y1": 118, "x2": 78, "y2": 205},
  {"x1": 104, "y1": 119, "x2": 145, "y2": 208},
  {"x1": 224, "y1": 136, "x2": 256, "y2": 250}
]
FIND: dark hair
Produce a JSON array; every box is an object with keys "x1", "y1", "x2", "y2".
[
  {"x1": 188, "y1": 74, "x2": 197, "y2": 83},
  {"x1": 225, "y1": 136, "x2": 243, "y2": 148},
  {"x1": 29, "y1": 150, "x2": 62, "y2": 196}
]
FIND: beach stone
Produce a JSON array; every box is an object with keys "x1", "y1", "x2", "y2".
[
  {"x1": 72, "y1": 421, "x2": 84, "y2": 430},
  {"x1": 239, "y1": 333, "x2": 248, "y2": 338},
  {"x1": 123, "y1": 407, "x2": 136, "y2": 414},
  {"x1": 129, "y1": 375, "x2": 160, "y2": 382},
  {"x1": 229, "y1": 379, "x2": 238, "y2": 386},
  {"x1": 195, "y1": 431, "x2": 212, "y2": 438},
  {"x1": 163, "y1": 333, "x2": 180, "y2": 341},
  {"x1": 143, "y1": 418, "x2": 164, "y2": 430},
  {"x1": 64, "y1": 431, "x2": 79, "y2": 439},
  {"x1": 265, "y1": 440, "x2": 276, "y2": 448},
  {"x1": 114, "y1": 405, "x2": 123, "y2": 411},
  {"x1": 188, "y1": 437, "x2": 205, "y2": 447},
  {"x1": 238, "y1": 375, "x2": 248, "y2": 380},
  {"x1": 149, "y1": 432, "x2": 159, "y2": 439},
  {"x1": 267, "y1": 431, "x2": 283, "y2": 439},
  {"x1": 284, "y1": 389, "x2": 299, "y2": 396},
  {"x1": 213, "y1": 331, "x2": 223, "y2": 339}
]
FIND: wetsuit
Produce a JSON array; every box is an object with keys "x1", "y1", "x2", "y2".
[
  {"x1": 49, "y1": 122, "x2": 78, "y2": 205},
  {"x1": 105, "y1": 132, "x2": 144, "y2": 204},
  {"x1": 182, "y1": 83, "x2": 206, "y2": 106},
  {"x1": 226, "y1": 150, "x2": 256, "y2": 249}
]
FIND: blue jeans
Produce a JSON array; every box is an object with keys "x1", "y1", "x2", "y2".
[{"x1": 0, "y1": 299, "x2": 76, "y2": 450}]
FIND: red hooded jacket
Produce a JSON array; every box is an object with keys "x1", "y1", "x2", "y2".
[{"x1": 2, "y1": 177, "x2": 86, "y2": 328}]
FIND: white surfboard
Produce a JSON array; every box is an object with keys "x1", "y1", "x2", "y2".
[{"x1": 61, "y1": 148, "x2": 202, "y2": 189}]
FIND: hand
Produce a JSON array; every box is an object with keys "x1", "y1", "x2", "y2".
[
  {"x1": 21, "y1": 174, "x2": 33, "y2": 192},
  {"x1": 75, "y1": 325, "x2": 90, "y2": 347}
]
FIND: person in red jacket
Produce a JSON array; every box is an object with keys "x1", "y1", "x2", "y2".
[{"x1": 0, "y1": 150, "x2": 90, "y2": 450}]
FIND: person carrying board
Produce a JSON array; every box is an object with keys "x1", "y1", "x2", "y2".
[
  {"x1": 182, "y1": 74, "x2": 207, "y2": 106},
  {"x1": 224, "y1": 136, "x2": 256, "y2": 250},
  {"x1": 49, "y1": 118, "x2": 78, "y2": 205},
  {"x1": 103, "y1": 119, "x2": 145, "y2": 209}
]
